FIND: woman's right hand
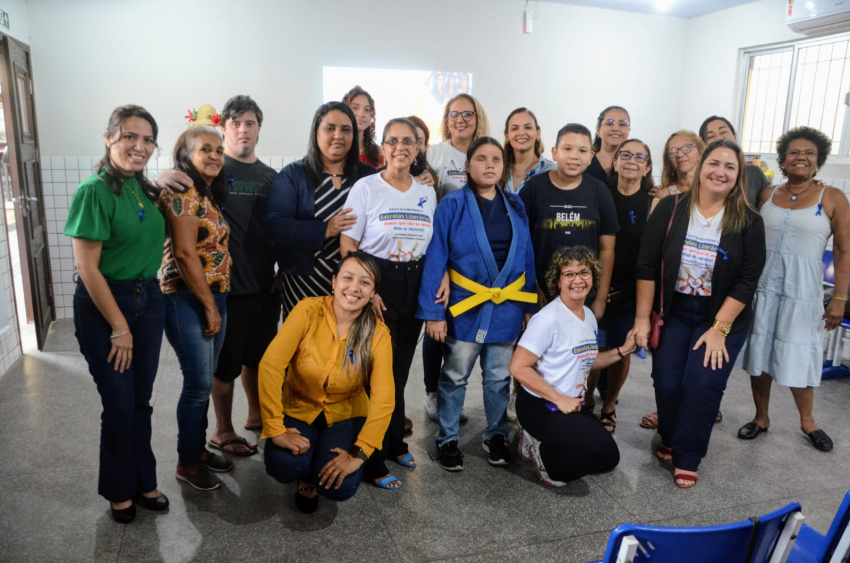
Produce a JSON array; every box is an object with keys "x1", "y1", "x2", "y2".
[
  {"x1": 271, "y1": 428, "x2": 311, "y2": 455},
  {"x1": 326, "y1": 208, "x2": 357, "y2": 239},
  {"x1": 371, "y1": 293, "x2": 387, "y2": 322},
  {"x1": 204, "y1": 305, "x2": 222, "y2": 336},
  {"x1": 633, "y1": 316, "x2": 651, "y2": 349},
  {"x1": 426, "y1": 320, "x2": 447, "y2": 342},
  {"x1": 553, "y1": 395, "x2": 582, "y2": 414},
  {"x1": 107, "y1": 327, "x2": 133, "y2": 373}
]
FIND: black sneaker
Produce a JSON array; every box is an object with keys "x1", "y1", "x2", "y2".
[
  {"x1": 482, "y1": 435, "x2": 511, "y2": 467},
  {"x1": 437, "y1": 440, "x2": 464, "y2": 471},
  {"x1": 200, "y1": 451, "x2": 233, "y2": 473},
  {"x1": 175, "y1": 464, "x2": 221, "y2": 491}
]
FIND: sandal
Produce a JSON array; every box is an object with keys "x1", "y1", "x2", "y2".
[
  {"x1": 655, "y1": 445, "x2": 672, "y2": 463},
  {"x1": 715, "y1": 410, "x2": 723, "y2": 424},
  {"x1": 580, "y1": 401, "x2": 596, "y2": 416},
  {"x1": 370, "y1": 475, "x2": 402, "y2": 490},
  {"x1": 674, "y1": 471, "x2": 698, "y2": 489},
  {"x1": 394, "y1": 453, "x2": 417, "y2": 469},
  {"x1": 640, "y1": 411, "x2": 659, "y2": 429},
  {"x1": 599, "y1": 410, "x2": 617, "y2": 433},
  {"x1": 208, "y1": 437, "x2": 258, "y2": 457},
  {"x1": 404, "y1": 416, "x2": 413, "y2": 435},
  {"x1": 244, "y1": 422, "x2": 262, "y2": 431},
  {"x1": 295, "y1": 486, "x2": 318, "y2": 513}
]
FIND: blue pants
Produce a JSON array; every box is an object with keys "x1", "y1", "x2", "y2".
[
  {"x1": 653, "y1": 293, "x2": 748, "y2": 471},
  {"x1": 164, "y1": 290, "x2": 227, "y2": 466},
  {"x1": 436, "y1": 337, "x2": 515, "y2": 445},
  {"x1": 74, "y1": 277, "x2": 164, "y2": 503},
  {"x1": 264, "y1": 414, "x2": 366, "y2": 501}
]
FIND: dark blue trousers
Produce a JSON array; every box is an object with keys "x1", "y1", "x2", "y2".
[
  {"x1": 74, "y1": 277, "x2": 164, "y2": 503},
  {"x1": 264, "y1": 414, "x2": 366, "y2": 501},
  {"x1": 653, "y1": 293, "x2": 748, "y2": 471},
  {"x1": 422, "y1": 333, "x2": 443, "y2": 394}
]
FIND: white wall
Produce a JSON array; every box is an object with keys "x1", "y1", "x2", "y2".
[
  {"x1": 0, "y1": 0, "x2": 30, "y2": 44},
  {"x1": 27, "y1": 0, "x2": 688, "y2": 160}
]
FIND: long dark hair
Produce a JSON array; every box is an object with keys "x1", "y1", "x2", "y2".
[
  {"x1": 97, "y1": 104, "x2": 160, "y2": 201},
  {"x1": 172, "y1": 126, "x2": 227, "y2": 203},
  {"x1": 334, "y1": 251, "x2": 381, "y2": 387},
  {"x1": 304, "y1": 102, "x2": 362, "y2": 189},
  {"x1": 501, "y1": 107, "x2": 544, "y2": 186},
  {"x1": 591, "y1": 105, "x2": 630, "y2": 153},
  {"x1": 342, "y1": 85, "x2": 380, "y2": 166}
]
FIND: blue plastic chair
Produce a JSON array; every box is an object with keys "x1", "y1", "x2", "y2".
[
  {"x1": 587, "y1": 502, "x2": 804, "y2": 563},
  {"x1": 788, "y1": 489, "x2": 850, "y2": 563},
  {"x1": 822, "y1": 250, "x2": 850, "y2": 378}
]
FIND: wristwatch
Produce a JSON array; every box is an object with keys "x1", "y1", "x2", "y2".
[{"x1": 348, "y1": 445, "x2": 369, "y2": 463}]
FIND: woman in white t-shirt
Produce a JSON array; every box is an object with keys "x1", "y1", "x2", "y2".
[
  {"x1": 509, "y1": 247, "x2": 634, "y2": 487},
  {"x1": 427, "y1": 94, "x2": 490, "y2": 199},
  {"x1": 341, "y1": 117, "x2": 437, "y2": 490}
]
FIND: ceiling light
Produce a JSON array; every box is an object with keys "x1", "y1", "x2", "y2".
[{"x1": 655, "y1": 0, "x2": 675, "y2": 11}]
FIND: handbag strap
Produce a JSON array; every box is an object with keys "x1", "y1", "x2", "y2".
[{"x1": 659, "y1": 193, "x2": 680, "y2": 317}]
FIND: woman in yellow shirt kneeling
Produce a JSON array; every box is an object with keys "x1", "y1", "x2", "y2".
[{"x1": 259, "y1": 251, "x2": 394, "y2": 513}]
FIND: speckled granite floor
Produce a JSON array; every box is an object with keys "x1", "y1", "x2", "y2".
[{"x1": 1, "y1": 319, "x2": 848, "y2": 562}]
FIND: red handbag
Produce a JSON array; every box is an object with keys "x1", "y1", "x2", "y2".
[{"x1": 649, "y1": 194, "x2": 679, "y2": 350}]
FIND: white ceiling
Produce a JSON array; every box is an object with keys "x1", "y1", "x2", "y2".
[{"x1": 538, "y1": 0, "x2": 761, "y2": 19}]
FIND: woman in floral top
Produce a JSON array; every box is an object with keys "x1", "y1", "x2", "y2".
[{"x1": 159, "y1": 126, "x2": 232, "y2": 492}]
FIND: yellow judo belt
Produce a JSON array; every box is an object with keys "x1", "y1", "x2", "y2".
[{"x1": 448, "y1": 269, "x2": 537, "y2": 317}]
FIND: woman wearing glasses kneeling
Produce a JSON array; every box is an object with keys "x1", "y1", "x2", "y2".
[
  {"x1": 510, "y1": 247, "x2": 633, "y2": 487},
  {"x1": 633, "y1": 140, "x2": 765, "y2": 488}
]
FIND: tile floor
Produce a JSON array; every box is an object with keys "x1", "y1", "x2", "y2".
[{"x1": 1, "y1": 319, "x2": 849, "y2": 562}]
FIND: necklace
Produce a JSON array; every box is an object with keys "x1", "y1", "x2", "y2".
[
  {"x1": 128, "y1": 181, "x2": 147, "y2": 222},
  {"x1": 697, "y1": 205, "x2": 722, "y2": 227},
  {"x1": 786, "y1": 180, "x2": 814, "y2": 201}
]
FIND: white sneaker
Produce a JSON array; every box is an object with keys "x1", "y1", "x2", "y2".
[
  {"x1": 460, "y1": 408, "x2": 469, "y2": 422},
  {"x1": 506, "y1": 390, "x2": 518, "y2": 422},
  {"x1": 517, "y1": 426, "x2": 533, "y2": 462},
  {"x1": 526, "y1": 429, "x2": 567, "y2": 488},
  {"x1": 425, "y1": 392, "x2": 438, "y2": 421}
]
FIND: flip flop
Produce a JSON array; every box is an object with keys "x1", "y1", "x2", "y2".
[
  {"x1": 674, "y1": 471, "x2": 698, "y2": 488},
  {"x1": 244, "y1": 423, "x2": 262, "y2": 431},
  {"x1": 208, "y1": 437, "x2": 258, "y2": 457},
  {"x1": 371, "y1": 475, "x2": 401, "y2": 490},
  {"x1": 395, "y1": 453, "x2": 417, "y2": 468}
]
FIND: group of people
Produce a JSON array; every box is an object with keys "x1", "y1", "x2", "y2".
[{"x1": 67, "y1": 86, "x2": 849, "y2": 523}]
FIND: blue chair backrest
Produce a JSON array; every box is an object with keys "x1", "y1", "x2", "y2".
[
  {"x1": 819, "y1": 490, "x2": 850, "y2": 562},
  {"x1": 599, "y1": 502, "x2": 802, "y2": 563},
  {"x1": 824, "y1": 250, "x2": 836, "y2": 286}
]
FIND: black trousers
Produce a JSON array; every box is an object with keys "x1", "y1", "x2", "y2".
[
  {"x1": 363, "y1": 257, "x2": 424, "y2": 480},
  {"x1": 516, "y1": 387, "x2": 620, "y2": 482}
]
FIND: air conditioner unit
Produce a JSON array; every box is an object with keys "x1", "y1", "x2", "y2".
[{"x1": 787, "y1": 0, "x2": 850, "y2": 36}]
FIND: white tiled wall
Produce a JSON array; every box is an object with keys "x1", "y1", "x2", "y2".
[
  {"x1": 0, "y1": 194, "x2": 21, "y2": 373},
  {"x1": 43, "y1": 155, "x2": 296, "y2": 319}
]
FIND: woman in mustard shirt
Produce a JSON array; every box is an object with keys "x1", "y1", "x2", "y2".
[
  {"x1": 65, "y1": 105, "x2": 169, "y2": 523},
  {"x1": 259, "y1": 251, "x2": 394, "y2": 513}
]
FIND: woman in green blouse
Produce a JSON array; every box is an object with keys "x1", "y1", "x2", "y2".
[{"x1": 65, "y1": 105, "x2": 169, "y2": 524}]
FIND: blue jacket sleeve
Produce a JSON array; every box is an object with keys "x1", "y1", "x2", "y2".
[
  {"x1": 416, "y1": 198, "x2": 454, "y2": 322},
  {"x1": 265, "y1": 163, "x2": 327, "y2": 252}
]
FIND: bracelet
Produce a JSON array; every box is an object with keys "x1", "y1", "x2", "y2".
[
  {"x1": 711, "y1": 319, "x2": 732, "y2": 338},
  {"x1": 110, "y1": 330, "x2": 128, "y2": 342},
  {"x1": 616, "y1": 347, "x2": 625, "y2": 359},
  {"x1": 832, "y1": 296, "x2": 848, "y2": 302}
]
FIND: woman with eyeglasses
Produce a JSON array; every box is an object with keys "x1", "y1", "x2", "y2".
[
  {"x1": 341, "y1": 118, "x2": 437, "y2": 490},
  {"x1": 586, "y1": 106, "x2": 631, "y2": 184},
  {"x1": 653, "y1": 131, "x2": 705, "y2": 199},
  {"x1": 502, "y1": 107, "x2": 556, "y2": 194},
  {"x1": 584, "y1": 140, "x2": 658, "y2": 433},
  {"x1": 633, "y1": 139, "x2": 766, "y2": 488},
  {"x1": 509, "y1": 247, "x2": 632, "y2": 487},
  {"x1": 427, "y1": 94, "x2": 491, "y2": 199}
]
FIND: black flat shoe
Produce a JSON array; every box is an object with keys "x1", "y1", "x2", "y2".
[
  {"x1": 804, "y1": 429, "x2": 833, "y2": 452},
  {"x1": 110, "y1": 502, "x2": 136, "y2": 524},
  {"x1": 738, "y1": 422, "x2": 769, "y2": 440},
  {"x1": 133, "y1": 492, "x2": 170, "y2": 511},
  {"x1": 294, "y1": 487, "x2": 318, "y2": 514}
]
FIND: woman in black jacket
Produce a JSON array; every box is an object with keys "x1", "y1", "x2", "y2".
[{"x1": 633, "y1": 139, "x2": 766, "y2": 488}]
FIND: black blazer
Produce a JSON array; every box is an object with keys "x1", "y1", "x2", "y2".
[{"x1": 635, "y1": 193, "x2": 766, "y2": 334}]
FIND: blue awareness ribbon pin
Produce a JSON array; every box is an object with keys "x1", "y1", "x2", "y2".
[
  {"x1": 718, "y1": 247, "x2": 728, "y2": 260},
  {"x1": 629, "y1": 210, "x2": 636, "y2": 224},
  {"x1": 226, "y1": 173, "x2": 234, "y2": 188},
  {"x1": 816, "y1": 203, "x2": 823, "y2": 216},
  {"x1": 418, "y1": 197, "x2": 427, "y2": 208}
]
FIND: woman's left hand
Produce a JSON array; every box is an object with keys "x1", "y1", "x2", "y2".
[
  {"x1": 435, "y1": 271, "x2": 450, "y2": 305},
  {"x1": 318, "y1": 448, "x2": 364, "y2": 490},
  {"x1": 824, "y1": 298, "x2": 845, "y2": 331},
  {"x1": 694, "y1": 328, "x2": 728, "y2": 370}
]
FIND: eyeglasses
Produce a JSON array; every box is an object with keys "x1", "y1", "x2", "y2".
[
  {"x1": 618, "y1": 151, "x2": 649, "y2": 163},
  {"x1": 667, "y1": 143, "x2": 697, "y2": 157},
  {"x1": 603, "y1": 119, "x2": 630, "y2": 128},
  {"x1": 448, "y1": 111, "x2": 476, "y2": 121},
  {"x1": 383, "y1": 138, "x2": 417, "y2": 147},
  {"x1": 561, "y1": 269, "x2": 592, "y2": 281}
]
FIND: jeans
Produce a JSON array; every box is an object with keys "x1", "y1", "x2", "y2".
[
  {"x1": 264, "y1": 414, "x2": 366, "y2": 501},
  {"x1": 653, "y1": 293, "x2": 748, "y2": 471},
  {"x1": 422, "y1": 333, "x2": 443, "y2": 394},
  {"x1": 164, "y1": 290, "x2": 228, "y2": 466},
  {"x1": 74, "y1": 277, "x2": 164, "y2": 503},
  {"x1": 436, "y1": 337, "x2": 515, "y2": 445}
]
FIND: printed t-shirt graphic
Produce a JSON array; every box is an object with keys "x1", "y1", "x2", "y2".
[{"x1": 676, "y1": 208, "x2": 724, "y2": 296}]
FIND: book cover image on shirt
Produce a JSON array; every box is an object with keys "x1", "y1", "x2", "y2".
[
  {"x1": 379, "y1": 205, "x2": 432, "y2": 262},
  {"x1": 678, "y1": 237, "x2": 719, "y2": 296},
  {"x1": 572, "y1": 336, "x2": 599, "y2": 397}
]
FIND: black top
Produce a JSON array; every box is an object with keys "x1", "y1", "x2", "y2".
[
  {"x1": 635, "y1": 193, "x2": 766, "y2": 334},
  {"x1": 585, "y1": 155, "x2": 609, "y2": 184},
  {"x1": 520, "y1": 172, "x2": 619, "y2": 290},
  {"x1": 606, "y1": 185, "x2": 654, "y2": 316},
  {"x1": 476, "y1": 191, "x2": 512, "y2": 270},
  {"x1": 745, "y1": 164, "x2": 770, "y2": 208},
  {"x1": 222, "y1": 155, "x2": 278, "y2": 297}
]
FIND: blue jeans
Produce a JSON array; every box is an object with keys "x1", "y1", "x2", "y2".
[
  {"x1": 653, "y1": 293, "x2": 748, "y2": 472},
  {"x1": 74, "y1": 277, "x2": 164, "y2": 503},
  {"x1": 264, "y1": 414, "x2": 366, "y2": 501},
  {"x1": 164, "y1": 290, "x2": 228, "y2": 466},
  {"x1": 436, "y1": 337, "x2": 515, "y2": 445}
]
